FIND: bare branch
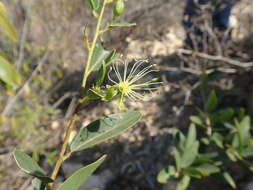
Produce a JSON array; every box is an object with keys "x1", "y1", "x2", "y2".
[{"x1": 177, "y1": 49, "x2": 253, "y2": 68}]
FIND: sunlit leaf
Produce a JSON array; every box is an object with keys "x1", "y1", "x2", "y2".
[
  {"x1": 70, "y1": 111, "x2": 141, "y2": 152},
  {"x1": 0, "y1": 2, "x2": 19, "y2": 41},
  {"x1": 190, "y1": 116, "x2": 204, "y2": 128},
  {"x1": 13, "y1": 150, "x2": 53, "y2": 183},
  {"x1": 157, "y1": 165, "x2": 176, "y2": 184},
  {"x1": 89, "y1": 44, "x2": 118, "y2": 72},
  {"x1": 223, "y1": 172, "x2": 236, "y2": 189},
  {"x1": 185, "y1": 124, "x2": 197, "y2": 147},
  {"x1": 194, "y1": 163, "x2": 220, "y2": 176},
  {"x1": 238, "y1": 116, "x2": 250, "y2": 146},
  {"x1": 176, "y1": 175, "x2": 191, "y2": 190},
  {"x1": 0, "y1": 55, "x2": 21, "y2": 87},
  {"x1": 86, "y1": 0, "x2": 100, "y2": 10},
  {"x1": 181, "y1": 141, "x2": 199, "y2": 168},
  {"x1": 172, "y1": 148, "x2": 181, "y2": 170},
  {"x1": 57, "y1": 155, "x2": 106, "y2": 190},
  {"x1": 183, "y1": 168, "x2": 202, "y2": 178},
  {"x1": 212, "y1": 132, "x2": 224, "y2": 148}
]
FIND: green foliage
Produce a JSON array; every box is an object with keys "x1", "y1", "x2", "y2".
[
  {"x1": 0, "y1": 2, "x2": 21, "y2": 90},
  {"x1": 176, "y1": 176, "x2": 191, "y2": 190},
  {"x1": 70, "y1": 111, "x2": 141, "y2": 152},
  {"x1": 0, "y1": 55, "x2": 22, "y2": 88},
  {"x1": 13, "y1": 150, "x2": 53, "y2": 183},
  {"x1": 90, "y1": 43, "x2": 118, "y2": 72},
  {"x1": 0, "y1": 2, "x2": 19, "y2": 41},
  {"x1": 12, "y1": 0, "x2": 147, "y2": 189},
  {"x1": 223, "y1": 172, "x2": 236, "y2": 189},
  {"x1": 57, "y1": 155, "x2": 106, "y2": 190},
  {"x1": 86, "y1": 0, "x2": 100, "y2": 11},
  {"x1": 158, "y1": 90, "x2": 253, "y2": 189},
  {"x1": 204, "y1": 90, "x2": 218, "y2": 112}
]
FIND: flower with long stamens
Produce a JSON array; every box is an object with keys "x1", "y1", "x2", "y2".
[{"x1": 107, "y1": 59, "x2": 161, "y2": 110}]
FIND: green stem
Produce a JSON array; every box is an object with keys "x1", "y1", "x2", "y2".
[
  {"x1": 49, "y1": 115, "x2": 77, "y2": 188},
  {"x1": 48, "y1": 2, "x2": 108, "y2": 188},
  {"x1": 82, "y1": 0, "x2": 107, "y2": 88}
]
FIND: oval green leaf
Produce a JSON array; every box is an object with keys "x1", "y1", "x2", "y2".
[
  {"x1": 13, "y1": 150, "x2": 53, "y2": 183},
  {"x1": 176, "y1": 175, "x2": 191, "y2": 190},
  {"x1": 95, "y1": 62, "x2": 106, "y2": 86},
  {"x1": 86, "y1": 0, "x2": 100, "y2": 11},
  {"x1": 223, "y1": 172, "x2": 236, "y2": 189},
  {"x1": 57, "y1": 155, "x2": 106, "y2": 190},
  {"x1": 157, "y1": 165, "x2": 176, "y2": 184},
  {"x1": 70, "y1": 111, "x2": 141, "y2": 152},
  {"x1": 0, "y1": 55, "x2": 22, "y2": 87},
  {"x1": 205, "y1": 90, "x2": 218, "y2": 112},
  {"x1": 194, "y1": 163, "x2": 220, "y2": 176},
  {"x1": 0, "y1": 2, "x2": 19, "y2": 41}
]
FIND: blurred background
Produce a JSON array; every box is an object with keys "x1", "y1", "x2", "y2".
[{"x1": 1, "y1": 0, "x2": 253, "y2": 189}]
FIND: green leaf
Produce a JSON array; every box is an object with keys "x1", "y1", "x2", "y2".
[
  {"x1": 13, "y1": 150, "x2": 53, "y2": 183},
  {"x1": 176, "y1": 175, "x2": 191, "y2": 190},
  {"x1": 32, "y1": 178, "x2": 46, "y2": 190},
  {"x1": 176, "y1": 131, "x2": 186, "y2": 151},
  {"x1": 185, "y1": 124, "x2": 197, "y2": 148},
  {"x1": 226, "y1": 148, "x2": 238, "y2": 162},
  {"x1": 223, "y1": 172, "x2": 236, "y2": 189},
  {"x1": 240, "y1": 146, "x2": 253, "y2": 157},
  {"x1": 87, "y1": 87, "x2": 107, "y2": 100},
  {"x1": 238, "y1": 116, "x2": 251, "y2": 146},
  {"x1": 0, "y1": 55, "x2": 22, "y2": 87},
  {"x1": 172, "y1": 148, "x2": 181, "y2": 170},
  {"x1": 104, "y1": 49, "x2": 119, "y2": 65},
  {"x1": 180, "y1": 124, "x2": 199, "y2": 168},
  {"x1": 0, "y1": 2, "x2": 19, "y2": 41},
  {"x1": 157, "y1": 165, "x2": 176, "y2": 184},
  {"x1": 183, "y1": 168, "x2": 202, "y2": 179},
  {"x1": 109, "y1": 22, "x2": 136, "y2": 27},
  {"x1": 95, "y1": 62, "x2": 106, "y2": 86},
  {"x1": 210, "y1": 108, "x2": 234, "y2": 123},
  {"x1": 57, "y1": 155, "x2": 106, "y2": 190},
  {"x1": 194, "y1": 152, "x2": 218, "y2": 165},
  {"x1": 205, "y1": 90, "x2": 218, "y2": 112},
  {"x1": 86, "y1": 0, "x2": 100, "y2": 10},
  {"x1": 102, "y1": 86, "x2": 118, "y2": 101},
  {"x1": 181, "y1": 141, "x2": 199, "y2": 168},
  {"x1": 89, "y1": 44, "x2": 118, "y2": 72},
  {"x1": 70, "y1": 111, "x2": 141, "y2": 152},
  {"x1": 190, "y1": 116, "x2": 204, "y2": 128},
  {"x1": 212, "y1": 132, "x2": 224, "y2": 148},
  {"x1": 201, "y1": 137, "x2": 210, "y2": 145},
  {"x1": 194, "y1": 164, "x2": 220, "y2": 176}
]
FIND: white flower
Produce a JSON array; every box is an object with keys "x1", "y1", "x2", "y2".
[{"x1": 108, "y1": 59, "x2": 161, "y2": 109}]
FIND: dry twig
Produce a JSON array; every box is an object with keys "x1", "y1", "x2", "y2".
[{"x1": 177, "y1": 49, "x2": 253, "y2": 68}]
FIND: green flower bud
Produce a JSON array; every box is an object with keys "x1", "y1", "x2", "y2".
[{"x1": 113, "y1": 0, "x2": 124, "y2": 17}]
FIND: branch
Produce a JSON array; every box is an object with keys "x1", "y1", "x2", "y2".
[{"x1": 177, "y1": 49, "x2": 253, "y2": 68}]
